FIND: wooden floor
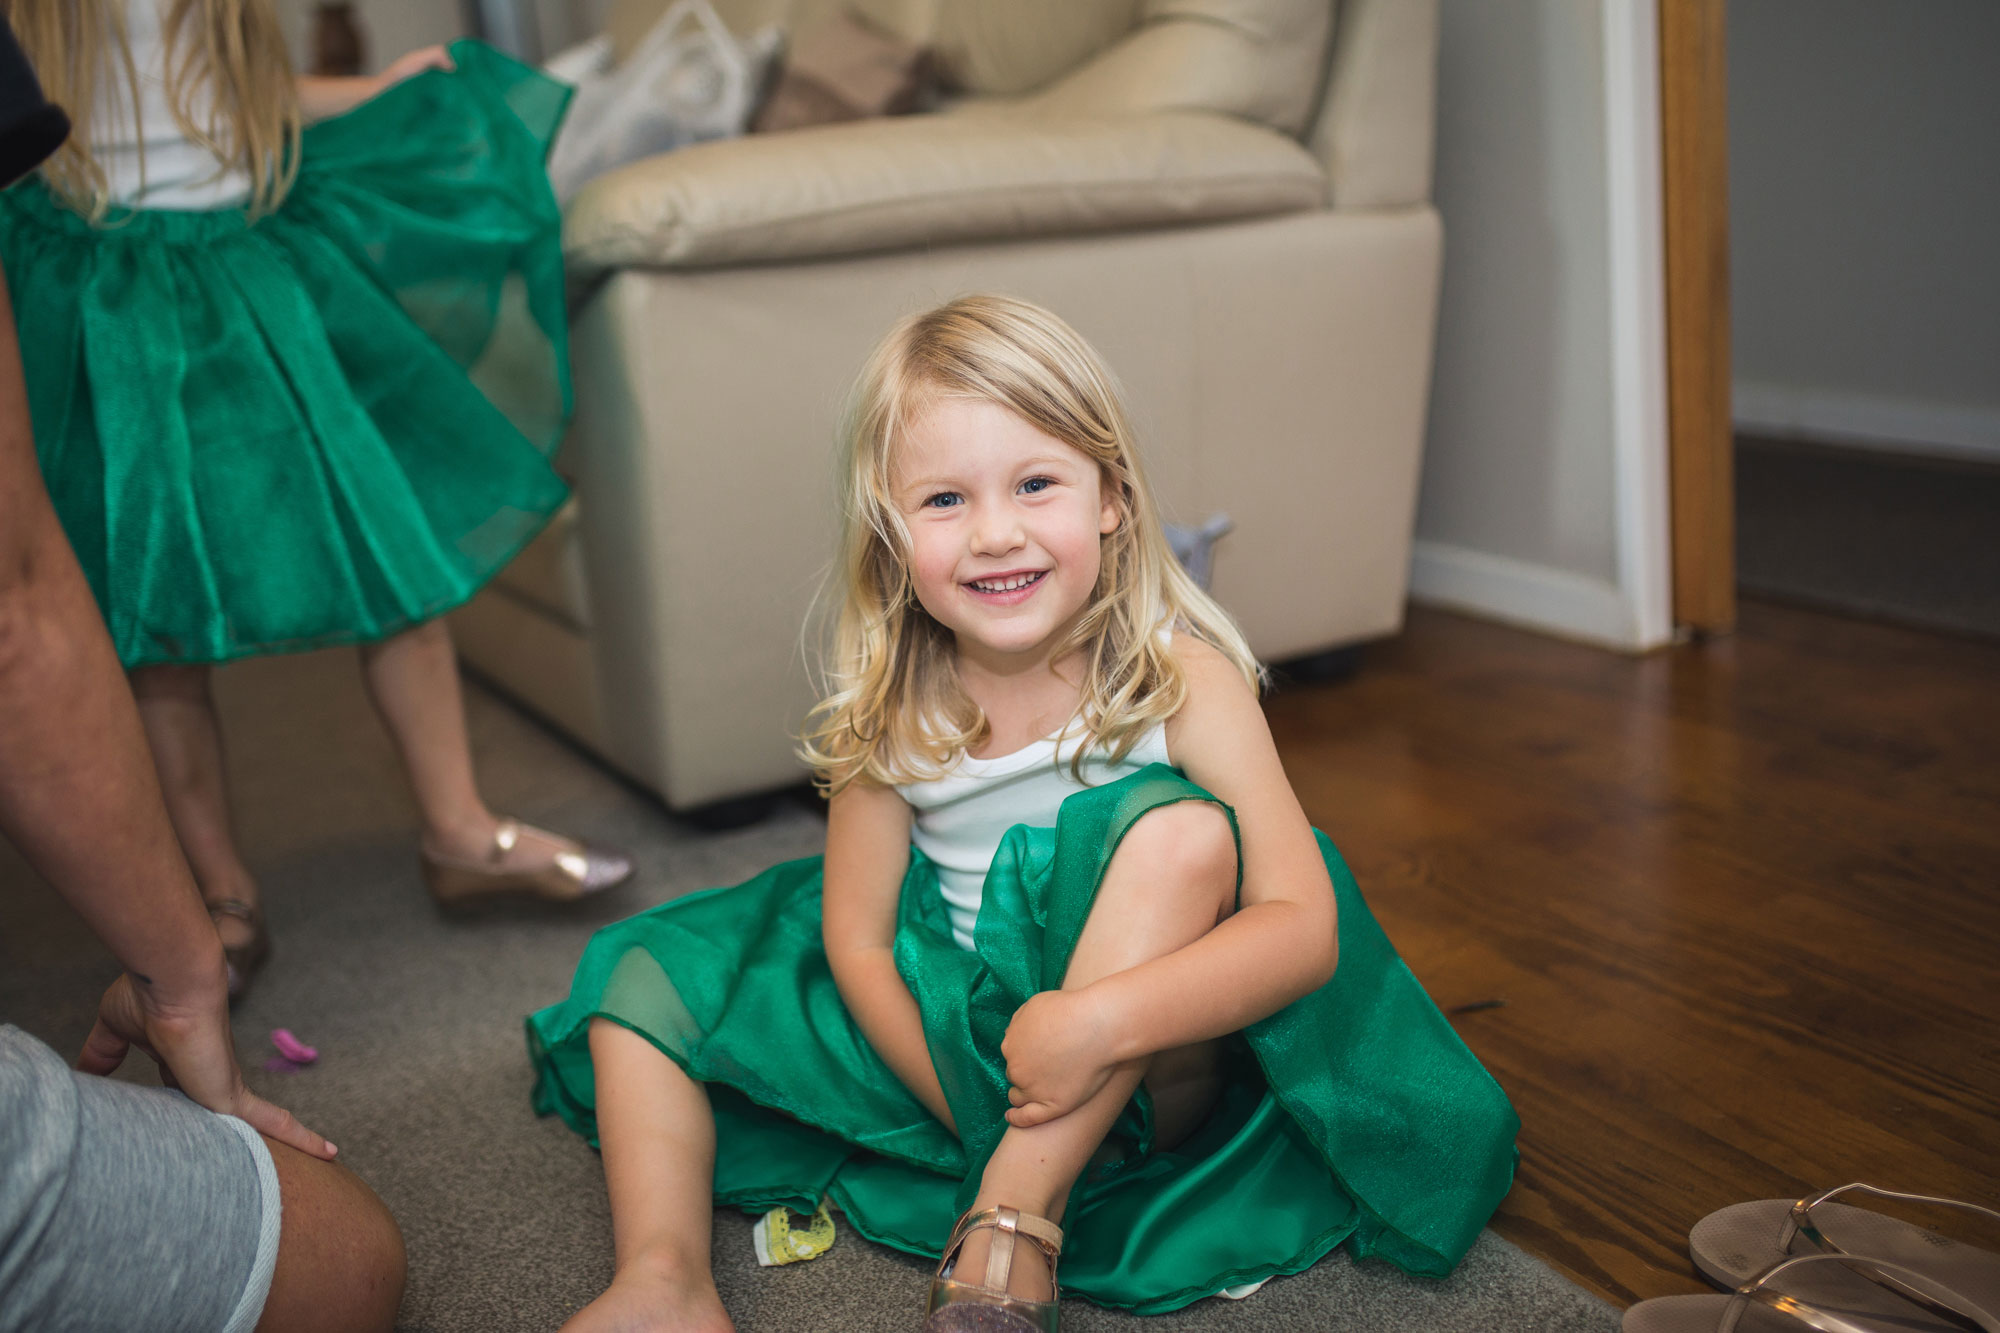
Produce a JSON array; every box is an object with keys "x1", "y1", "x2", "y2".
[{"x1": 1263, "y1": 600, "x2": 2000, "y2": 1309}]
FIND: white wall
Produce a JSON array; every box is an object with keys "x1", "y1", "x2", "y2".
[
  {"x1": 1729, "y1": 0, "x2": 2000, "y2": 463},
  {"x1": 1412, "y1": 0, "x2": 1669, "y2": 650}
]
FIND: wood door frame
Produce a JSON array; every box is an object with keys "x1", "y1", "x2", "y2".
[{"x1": 1659, "y1": 0, "x2": 1736, "y2": 633}]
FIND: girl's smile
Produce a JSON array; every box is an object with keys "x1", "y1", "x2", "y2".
[{"x1": 964, "y1": 568, "x2": 1048, "y2": 602}]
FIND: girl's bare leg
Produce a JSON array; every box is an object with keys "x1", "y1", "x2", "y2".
[
  {"x1": 357, "y1": 619, "x2": 578, "y2": 871},
  {"x1": 129, "y1": 665, "x2": 259, "y2": 948},
  {"x1": 958, "y1": 801, "x2": 1239, "y2": 1299},
  {"x1": 561, "y1": 1019, "x2": 733, "y2": 1333}
]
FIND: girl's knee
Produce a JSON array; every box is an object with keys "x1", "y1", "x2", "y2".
[
  {"x1": 587, "y1": 1015, "x2": 636, "y2": 1057},
  {"x1": 1124, "y1": 801, "x2": 1236, "y2": 898}
]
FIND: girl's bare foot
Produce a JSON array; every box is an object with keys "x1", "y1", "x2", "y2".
[{"x1": 557, "y1": 1267, "x2": 733, "y2": 1333}]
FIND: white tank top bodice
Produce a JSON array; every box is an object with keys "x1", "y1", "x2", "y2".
[
  {"x1": 93, "y1": 0, "x2": 253, "y2": 210},
  {"x1": 897, "y1": 722, "x2": 1171, "y2": 951}
]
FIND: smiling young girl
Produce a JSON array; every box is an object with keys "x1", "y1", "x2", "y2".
[{"x1": 526, "y1": 295, "x2": 1518, "y2": 1332}]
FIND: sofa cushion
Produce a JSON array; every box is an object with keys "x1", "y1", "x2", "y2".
[
  {"x1": 1023, "y1": 0, "x2": 1336, "y2": 139},
  {"x1": 605, "y1": 1, "x2": 1330, "y2": 131},
  {"x1": 563, "y1": 107, "x2": 1326, "y2": 273},
  {"x1": 608, "y1": 0, "x2": 1147, "y2": 95}
]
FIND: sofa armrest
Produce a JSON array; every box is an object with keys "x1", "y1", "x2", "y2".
[{"x1": 563, "y1": 107, "x2": 1326, "y2": 275}]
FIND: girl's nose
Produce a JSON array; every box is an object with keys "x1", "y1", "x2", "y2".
[{"x1": 969, "y1": 504, "x2": 1025, "y2": 557}]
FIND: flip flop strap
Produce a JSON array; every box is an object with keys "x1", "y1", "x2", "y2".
[
  {"x1": 1783, "y1": 1184, "x2": 2000, "y2": 1321},
  {"x1": 1788, "y1": 1184, "x2": 2000, "y2": 1252},
  {"x1": 1720, "y1": 1253, "x2": 2000, "y2": 1333}
]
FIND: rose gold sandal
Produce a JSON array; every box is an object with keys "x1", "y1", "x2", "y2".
[
  {"x1": 923, "y1": 1206, "x2": 1063, "y2": 1332},
  {"x1": 207, "y1": 898, "x2": 270, "y2": 1001},
  {"x1": 421, "y1": 817, "x2": 632, "y2": 907}
]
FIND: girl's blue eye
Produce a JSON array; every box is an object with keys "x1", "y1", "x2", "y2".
[
  {"x1": 1019, "y1": 477, "x2": 1052, "y2": 495},
  {"x1": 924, "y1": 492, "x2": 963, "y2": 509}
]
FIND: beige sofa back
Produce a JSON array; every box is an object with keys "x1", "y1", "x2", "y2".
[
  {"x1": 599, "y1": 0, "x2": 1433, "y2": 210},
  {"x1": 606, "y1": 0, "x2": 1332, "y2": 135}
]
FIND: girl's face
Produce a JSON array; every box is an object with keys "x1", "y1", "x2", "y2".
[{"x1": 892, "y1": 397, "x2": 1121, "y2": 669}]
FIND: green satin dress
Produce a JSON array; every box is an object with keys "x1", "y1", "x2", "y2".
[
  {"x1": 526, "y1": 766, "x2": 1519, "y2": 1314},
  {"x1": 0, "y1": 40, "x2": 571, "y2": 667}
]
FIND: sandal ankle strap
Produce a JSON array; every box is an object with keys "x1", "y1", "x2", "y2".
[{"x1": 938, "y1": 1206, "x2": 1063, "y2": 1296}]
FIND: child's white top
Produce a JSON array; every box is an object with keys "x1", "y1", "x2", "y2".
[
  {"x1": 897, "y1": 722, "x2": 1171, "y2": 951},
  {"x1": 92, "y1": 0, "x2": 253, "y2": 210}
]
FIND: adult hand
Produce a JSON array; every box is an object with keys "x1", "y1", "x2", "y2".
[
  {"x1": 78, "y1": 971, "x2": 338, "y2": 1161},
  {"x1": 375, "y1": 44, "x2": 455, "y2": 92},
  {"x1": 1000, "y1": 987, "x2": 1120, "y2": 1129}
]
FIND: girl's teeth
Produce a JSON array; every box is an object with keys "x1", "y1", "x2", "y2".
[{"x1": 973, "y1": 573, "x2": 1040, "y2": 592}]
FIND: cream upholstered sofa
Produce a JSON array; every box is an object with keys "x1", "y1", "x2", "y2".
[{"x1": 452, "y1": 0, "x2": 1443, "y2": 813}]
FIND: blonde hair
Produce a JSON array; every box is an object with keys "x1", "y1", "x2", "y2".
[
  {"x1": 6, "y1": 0, "x2": 300, "y2": 220},
  {"x1": 800, "y1": 295, "x2": 1264, "y2": 795}
]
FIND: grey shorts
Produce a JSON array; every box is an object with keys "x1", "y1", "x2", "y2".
[{"x1": 0, "y1": 1024, "x2": 280, "y2": 1333}]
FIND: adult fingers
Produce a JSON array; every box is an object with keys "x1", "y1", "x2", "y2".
[
  {"x1": 74, "y1": 1016, "x2": 131, "y2": 1078},
  {"x1": 236, "y1": 1092, "x2": 337, "y2": 1161}
]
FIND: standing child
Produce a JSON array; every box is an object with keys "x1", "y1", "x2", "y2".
[
  {"x1": 527, "y1": 295, "x2": 1518, "y2": 1331},
  {"x1": 0, "y1": 0, "x2": 631, "y2": 997}
]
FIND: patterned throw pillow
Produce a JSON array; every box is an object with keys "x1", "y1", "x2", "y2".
[{"x1": 751, "y1": 9, "x2": 936, "y2": 135}]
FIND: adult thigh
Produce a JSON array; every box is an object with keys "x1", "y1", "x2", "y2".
[{"x1": 253, "y1": 1141, "x2": 405, "y2": 1333}]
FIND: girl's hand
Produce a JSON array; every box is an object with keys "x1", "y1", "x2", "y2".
[
  {"x1": 1001, "y1": 988, "x2": 1120, "y2": 1128},
  {"x1": 375, "y1": 45, "x2": 455, "y2": 91}
]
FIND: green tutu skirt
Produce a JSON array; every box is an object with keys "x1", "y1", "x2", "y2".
[
  {"x1": 527, "y1": 766, "x2": 1519, "y2": 1314},
  {"x1": 0, "y1": 40, "x2": 572, "y2": 667}
]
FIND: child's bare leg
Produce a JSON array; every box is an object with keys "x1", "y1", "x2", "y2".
[
  {"x1": 129, "y1": 665, "x2": 259, "y2": 944},
  {"x1": 960, "y1": 802, "x2": 1238, "y2": 1298},
  {"x1": 561, "y1": 1019, "x2": 732, "y2": 1333},
  {"x1": 357, "y1": 620, "x2": 575, "y2": 872}
]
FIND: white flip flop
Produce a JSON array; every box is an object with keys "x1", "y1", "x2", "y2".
[
  {"x1": 1623, "y1": 1253, "x2": 1998, "y2": 1333},
  {"x1": 1689, "y1": 1184, "x2": 2000, "y2": 1323}
]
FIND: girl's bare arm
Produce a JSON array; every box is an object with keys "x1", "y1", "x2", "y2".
[
  {"x1": 821, "y1": 780, "x2": 956, "y2": 1134},
  {"x1": 1003, "y1": 639, "x2": 1338, "y2": 1124},
  {"x1": 297, "y1": 45, "x2": 454, "y2": 121}
]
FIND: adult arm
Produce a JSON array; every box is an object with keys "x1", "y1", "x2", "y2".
[
  {"x1": 297, "y1": 44, "x2": 455, "y2": 122},
  {"x1": 1002, "y1": 636, "x2": 1339, "y2": 1127},
  {"x1": 820, "y1": 779, "x2": 957, "y2": 1135},
  {"x1": 0, "y1": 262, "x2": 333, "y2": 1160}
]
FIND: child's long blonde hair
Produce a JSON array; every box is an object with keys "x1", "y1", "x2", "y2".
[
  {"x1": 6, "y1": 0, "x2": 300, "y2": 219},
  {"x1": 800, "y1": 295, "x2": 1264, "y2": 795}
]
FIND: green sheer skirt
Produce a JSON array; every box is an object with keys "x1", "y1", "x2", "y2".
[
  {"x1": 526, "y1": 766, "x2": 1518, "y2": 1313},
  {"x1": 0, "y1": 40, "x2": 571, "y2": 667}
]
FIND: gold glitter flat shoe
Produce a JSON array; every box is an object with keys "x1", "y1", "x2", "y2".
[
  {"x1": 923, "y1": 1206, "x2": 1063, "y2": 1333},
  {"x1": 421, "y1": 817, "x2": 632, "y2": 907}
]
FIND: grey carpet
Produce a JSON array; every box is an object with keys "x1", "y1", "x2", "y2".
[
  {"x1": 1736, "y1": 435, "x2": 2000, "y2": 639},
  {"x1": 0, "y1": 648, "x2": 1618, "y2": 1332}
]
